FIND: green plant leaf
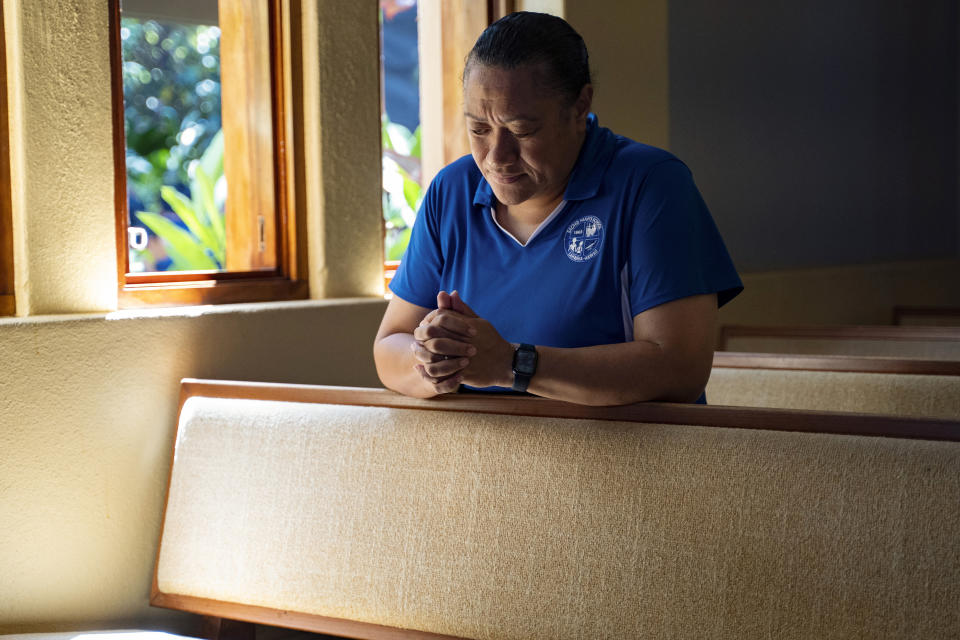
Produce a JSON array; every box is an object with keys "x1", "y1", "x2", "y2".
[
  {"x1": 381, "y1": 114, "x2": 394, "y2": 152},
  {"x1": 386, "y1": 227, "x2": 412, "y2": 261},
  {"x1": 192, "y1": 166, "x2": 226, "y2": 264},
  {"x1": 402, "y1": 174, "x2": 422, "y2": 212},
  {"x1": 199, "y1": 129, "x2": 224, "y2": 184},
  {"x1": 411, "y1": 125, "x2": 422, "y2": 159},
  {"x1": 136, "y1": 211, "x2": 219, "y2": 270},
  {"x1": 160, "y1": 185, "x2": 220, "y2": 262}
]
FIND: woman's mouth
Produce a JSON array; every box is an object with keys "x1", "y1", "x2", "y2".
[{"x1": 492, "y1": 173, "x2": 524, "y2": 184}]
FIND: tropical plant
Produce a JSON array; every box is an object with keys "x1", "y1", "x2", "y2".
[
  {"x1": 382, "y1": 115, "x2": 423, "y2": 261},
  {"x1": 133, "y1": 129, "x2": 226, "y2": 271}
]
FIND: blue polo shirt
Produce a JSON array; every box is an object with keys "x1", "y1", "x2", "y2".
[{"x1": 391, "y1": 114, "x2": 742, "y2": 393}]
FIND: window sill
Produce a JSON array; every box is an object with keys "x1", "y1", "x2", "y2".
[
  {"x1": 119, "y1": 277, "x2": 309, "y2": 309},
  {"x1": 0, "y1": 296, "x2": 388, "y2": 327}
]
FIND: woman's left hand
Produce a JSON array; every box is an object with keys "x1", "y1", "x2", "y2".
[{"x1": 418, "y1": 291, "x2": 514, "y2": 389}]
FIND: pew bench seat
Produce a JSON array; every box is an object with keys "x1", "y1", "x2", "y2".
[{"x1": 151, "y1": 380, "x2": 960, "y2": 640}]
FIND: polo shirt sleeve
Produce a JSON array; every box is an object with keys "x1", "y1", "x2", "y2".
[
  {"x1": 627, "y1": 160, "x2": 743, "y2": 316},
  {"x1": 388, "y1": 176, "x2": 444, "y2": 309}
]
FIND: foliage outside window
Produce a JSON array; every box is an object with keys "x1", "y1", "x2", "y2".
[
  {"x1": 380, "y1": 0, "x2": 422, "y2": 265},
  {"x1": 121, "y1": 16, "x2": 226, "y2": 272}
]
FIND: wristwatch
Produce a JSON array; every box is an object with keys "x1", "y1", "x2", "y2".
[{"x1": 511, "y1": 343, "x2": 538, "y2": 392}]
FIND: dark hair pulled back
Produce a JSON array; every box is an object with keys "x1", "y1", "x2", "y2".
[{"x1": 465, "y1": 12, "x2": 591, "y2": 104}]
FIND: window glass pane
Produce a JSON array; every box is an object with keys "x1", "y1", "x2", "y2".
[
  {"x1": 121, "y1": 0, "x2": 226, "y2": 272},
  {"x1": 380, "y1": 0, "x2": 421, "y2": 264}
]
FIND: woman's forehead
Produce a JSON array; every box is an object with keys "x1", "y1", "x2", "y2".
[{"x1": 463, "y1": 64, "x2": 559, "y2": 117}]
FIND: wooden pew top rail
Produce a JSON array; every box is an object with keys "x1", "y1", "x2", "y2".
[{"x1": 153, "y1": 380, "x2": 960, "y2": 640}]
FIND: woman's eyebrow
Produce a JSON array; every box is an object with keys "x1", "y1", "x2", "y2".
[{"x1": 464, "y1": 112, "x2": 540, "y2": 124}]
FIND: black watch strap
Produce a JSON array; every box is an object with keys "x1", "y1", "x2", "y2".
[{"x1": 511, "y1": 343, "x2": 538, "y2": 392}]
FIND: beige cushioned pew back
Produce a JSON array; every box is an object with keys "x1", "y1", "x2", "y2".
[
  {"x1": 154, "y1": 382, "x2": 960, "y2": 640},
  {"x1": 707, "y1": 353, "x2": 960, "y2": 419}
]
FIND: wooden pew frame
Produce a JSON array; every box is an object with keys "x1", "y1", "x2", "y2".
[{"x1": 152, "y1": 379, "x2": 960, "y2": 640}]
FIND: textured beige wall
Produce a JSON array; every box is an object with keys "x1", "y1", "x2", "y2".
[
  {"x1": 302, "y1": 0, "x2": 384, "y2": 299},
  {"x1": 564, "y1": 0, "x2": 670, "y2": 149},
  {"x1": 5, "y1": 0, "x2": 118, "y2": 314},
  {"x1": 720, "y1": 259, "x2": 960, "y2": 327},
  {"x1": 0, "y1": 298, "x2": 388, "y2": 634}
]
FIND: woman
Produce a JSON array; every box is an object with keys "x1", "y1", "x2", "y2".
[{"x1": 374, "y1": 12, "x2": 742, "y2": 405}]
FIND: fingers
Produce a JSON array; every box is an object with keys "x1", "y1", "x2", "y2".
[
  {"x1": 450, "y1": 290, "x2": 478, "y2": 318},
  {"x1": 419, "y1": 354, "x2": 470, "y2": 378},
  {"x1": 437, "y1": 291, "x2": 453, "y2": 310},
  {"x1": 411, "y1": 337, "x2": 476, "y2": 359},
  {"x1": 414, "y1": 315, "x2": 476, "y2": 343},
  {"x1": 416, "y1": 364, "x2": 463, "y2": 394}
]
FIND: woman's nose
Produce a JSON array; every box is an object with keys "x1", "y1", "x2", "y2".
[{"x1": 488, "y1": 129, "x2": 518, "y2": 167}]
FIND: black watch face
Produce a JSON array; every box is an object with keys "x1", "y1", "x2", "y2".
[{"x1": 514, "y1": 348, "x2": 537, "y2": 375}]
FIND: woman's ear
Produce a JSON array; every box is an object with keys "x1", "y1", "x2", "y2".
[{"x1": 574, "y1": 84, "x2": 594, "y2": 121}]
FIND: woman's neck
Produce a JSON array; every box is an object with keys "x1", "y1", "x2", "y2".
[{"x1": 495, "y1": 194, "x2": 565, "y2": 245}]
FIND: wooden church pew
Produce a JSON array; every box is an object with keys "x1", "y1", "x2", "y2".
[
  {"x1": 151, "y1": 379, "x2": 960, "y2": 640},
  {"x1": 708, "y1": 351, "x2": 960, "y2": 419}
]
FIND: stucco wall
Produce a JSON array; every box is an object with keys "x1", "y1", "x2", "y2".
[
  {"x1": 670, "y1": 0, "x2": 959, "y2": 272},
  {"x1": 0, "y1": 298, "x2": 387, "y2": 633},
  {"x1": 564, "y1": 0, "x2": 669, "y2": 149},
  {"x1": 5, "y1": 0, "x2": 118, "y2": 314},
  {"x1": 719, "y1": 258, "x2": 960, "y2": 327}
]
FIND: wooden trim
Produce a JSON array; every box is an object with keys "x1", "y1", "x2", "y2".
[
  {"x1": 719, "y1": 324, "x2": 960, "y2": 350},
  {"x1": 109, "y1": 0, "x2": 129, "y2": 290},
  {"x1": 284, "y1": 0, "x2": 307, "y2": 282},
  {"x1": 112, "y1": 0, "x2": 304, "y2": 307},
  {"x1": 893, "y1": 305, "x2": 960, "y2": 325},
  {"x1": 151, "y1": 591, "x2": 469, "y2": 640},
  {"x1": 176, "y1": 379, "x2": 960, "y2": 442},
  {"x1": 384, "y1": 259, "x2": 400, "y2": 293},
  {"x1": 488, "y1": 0, "x2": 516, "y2": 21},
  {"x1": 119, "y1": 277, "x2": 307, "y2": 308},
  {"x1": 713, "y1": 351, "x2": 960, "y2": 376},
  {"x1": 0, "y1": 3, "x2": 14, "y2": 316},
  {"x1": 220, "y1": 0, "x2": 278, "y2": 271},
  {"x1": 418, "y1": 0, "x2": 489, "y2": 186}
]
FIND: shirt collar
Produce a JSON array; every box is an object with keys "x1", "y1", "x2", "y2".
[{"x1": 472, "y1": 113, "x2": 617, "y2": 207}]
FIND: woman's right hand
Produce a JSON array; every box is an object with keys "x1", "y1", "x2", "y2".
[{"x1": 409, "y1": 291, "x2": 478, "y2": 392}]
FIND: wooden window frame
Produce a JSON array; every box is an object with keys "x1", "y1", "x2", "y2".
[
  {"x1": 0, "y1": 5, "x2": 14, "y2": 317},
  {"x1": 110, "y1": 0, "x2": 307, "y2": 308}
]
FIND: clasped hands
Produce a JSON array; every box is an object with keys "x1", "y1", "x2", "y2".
[{"x1": 412, "y1": 290, "x2": 513, "y2": 394}]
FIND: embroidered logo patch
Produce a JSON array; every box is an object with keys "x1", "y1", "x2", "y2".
[{"x1": 564, "y1": 215, "x2": 603, "y2": 262}]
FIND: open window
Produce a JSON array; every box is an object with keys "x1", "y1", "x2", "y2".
[
  {"x1": 0, "y1": 5, "x2": 13, "y2": 316},
  {"x1": 110, "y1": 0, "x2": 305, "y2": 307},
  {"x1": 380, "y1": 0, "x2": 515, "y2": 290}
]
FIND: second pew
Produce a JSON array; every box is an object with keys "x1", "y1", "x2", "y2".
[{"x1": 708, "y1": 351, "x2": 960, "y2": 419}]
